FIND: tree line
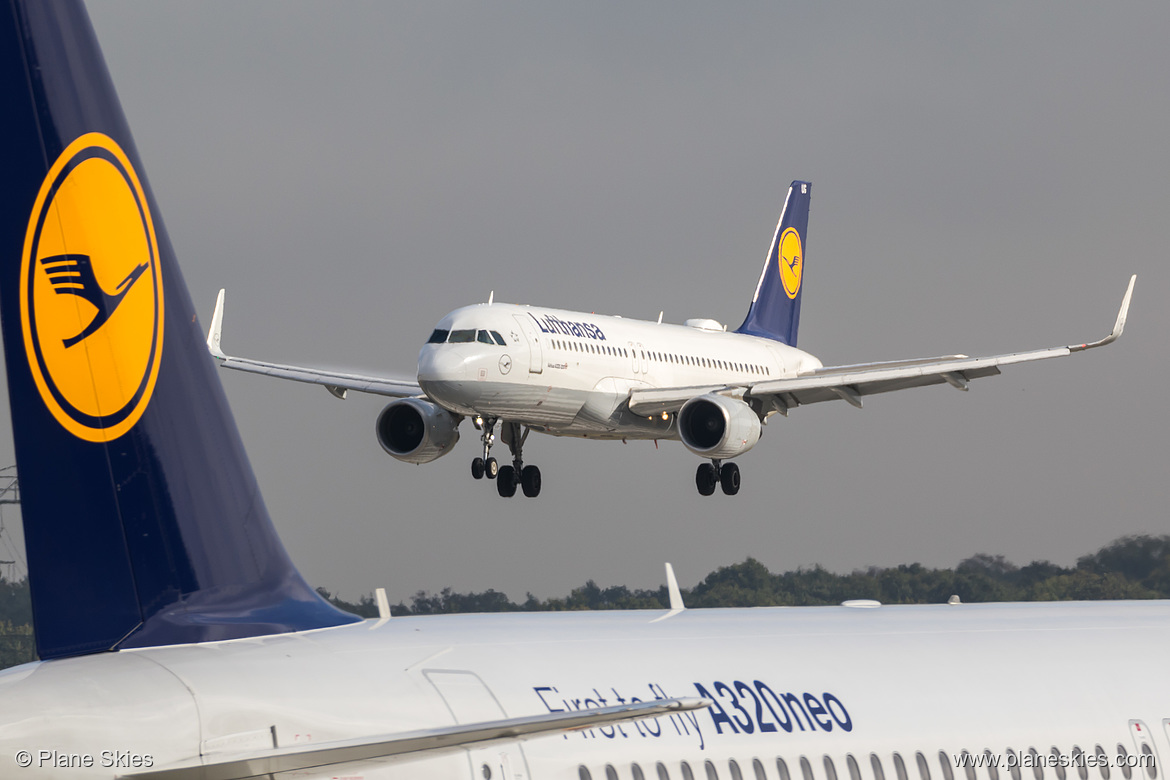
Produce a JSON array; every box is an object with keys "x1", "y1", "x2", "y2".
[
  {"x1": 2, "y1": 534, "x2": 1169, "y2": 669},
  {"x1": 316, "y1": 534, "x2": 1170, "y2": 616}
]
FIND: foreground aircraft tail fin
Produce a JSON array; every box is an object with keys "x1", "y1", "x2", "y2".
[
  {"x1": 736, "y1": 180, "x2": 811, "y2": 346},
  {"x1": 0, "y1": 0, "x2": 358, "y2": 660}
]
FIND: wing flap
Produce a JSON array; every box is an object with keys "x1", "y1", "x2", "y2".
[
  {"x1": 627, "y1": 275, "x2": 1134, "y2": 415},
  {"x1": 124, "y1": 697, "x2": 710, "y2": 780},
  {"x1": 215, "y1": 356, "x2": 423, "y2": 398},
  {"x1": 628, "y1": 384, "x2": 733, "y2": 416}
]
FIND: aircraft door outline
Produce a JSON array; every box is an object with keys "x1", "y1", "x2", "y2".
[
  {"x1": 424, "y1": 669, "x2": 531, "y2": 780},
  {"x1": 511, "y1": 314, "x2": 544, "y2": 374}
]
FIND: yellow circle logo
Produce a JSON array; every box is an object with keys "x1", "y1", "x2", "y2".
[
  {"x1": 20, "y1": 133, "x2": 164, "y2": 442},
  {"x1": 777, "y1": 227, "x2": 802, "y2": 300}
]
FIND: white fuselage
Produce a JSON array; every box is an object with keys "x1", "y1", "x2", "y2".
[
  {"x1": 2, "y1": 600, "x2": 1167, "y2": 779},
  {"x1": 417, "y1": 303, "x2": 822, "y2": 440}
]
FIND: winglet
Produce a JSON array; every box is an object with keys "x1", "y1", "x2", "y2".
[
  {"x1": 665, "y1": 562, "x2": 685, "y2": 611},
  {"x1": 1070, "y1": 274, "x2": 1136, "y2": 352},
  {"x1": 207, "y1": 288, "x2": 226, "y2": 359}
]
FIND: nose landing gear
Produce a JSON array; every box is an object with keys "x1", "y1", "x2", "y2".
[
  {"x1": 471, "y1": 417, "x2": 540, "y2": 497},
  {"x1": 471, "y1": 417, "x2": 500, "y2": 480},
  {"x1": 696, "y1": 460, "x2": 740, "y2": 496}
]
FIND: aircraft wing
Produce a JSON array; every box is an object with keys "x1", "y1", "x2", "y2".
[
  {"x1": 205, "y1": 289, "x2": 422, "y2": 399},
  {"x1": 125, "y1": 697, "x2": 709, "y2": 780},
  {"x1": 629, "y1": 275, "x2": 1135, "y2": 417}
]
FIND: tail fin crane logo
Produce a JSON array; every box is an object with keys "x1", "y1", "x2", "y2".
[
  {"x1": 778, "y1": 227, "x2": 803, "y2": 299},
  {"x1": 40, "y1": 254, "x2": 149, "y2": 348},
  {"x1": 20, "y1": 133, "x2": 165, "y2": 443}
]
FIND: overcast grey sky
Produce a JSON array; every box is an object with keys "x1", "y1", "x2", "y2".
[{"x1": 5, "y1": 2, "x2": 1168, "y2": 604}]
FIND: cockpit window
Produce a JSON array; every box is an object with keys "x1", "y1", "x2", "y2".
[
  {"x1": 427, "y1": 329, "x2": 449, "y2": 344},
  {"x1": 491, "y1": 331, "x2": 507, "y2": 346},
  {"x1": 448, "y1": 329, "x2": 476, "y2": 343},
  {"x1": 476, "y1": 329, "x2": 495, "y2": 345}
]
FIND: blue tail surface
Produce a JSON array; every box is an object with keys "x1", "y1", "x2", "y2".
[
  {"x1": 0, "y1": 0, "x2": 358, "y2": 659},
  {"x1": 735, "y1": 181, "x2": 811, "y2": 346}
]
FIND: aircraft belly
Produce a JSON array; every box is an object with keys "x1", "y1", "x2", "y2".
[{"x1": 423, "y1": 379, "x2": 585, "y2": 425}]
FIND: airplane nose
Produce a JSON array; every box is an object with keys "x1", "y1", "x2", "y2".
[{"x1": 417, "y1": 346, "x2": 467, "y2": 382}]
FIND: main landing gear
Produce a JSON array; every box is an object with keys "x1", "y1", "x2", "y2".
[
  {"x1": 496, "y1": 421, "x2": 541, "y2": 498},
  {"x1": 470, "y1": 417, "x2": 541, "y2": 498},
  {"x1": 696, "y1": 460, "x2": 740, "y2": 496}
]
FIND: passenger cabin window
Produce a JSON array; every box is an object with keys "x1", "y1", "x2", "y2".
[
  {"x1": 824, "y1": 756, "x2": 839, "y2": 780},
  {"x1": 1095, "y1": 746, "x2": 1110, "y2": 780},
  {"x1": 579, "y1": 767, "x2": 592, "y2": 780},
  {"x1": 682, "y1": 762, "x2": 695, "y2": 780},
  {"x1": 1006, "y1": 750, "x2": 1022, "y2": 780},
  {"x1": 633, "y1": 764, "x2": 646, "y2": 780},
  {"x1": 1141, "y1": 744, "x2": 1156, "y2": 779},
  {"x1": 1028, "y1": 748, "x2": 1043, "y2": 780},
  {"x1": 427, "y1": 328, "x2": 449, "y2": 344},
  {"x1": 1117, "y1": 746, "x2": 1134, "y2": 780},
  {"x1": 448, "y1": 329, "x2": 476, "y2": 343},
  {"x1": 847, "y1": 755, "x2": 862, "y2": 780},
  {"x1": 753, "y1": 759, "x2": 768, "y2": 780},
  {"x1": 984, "y1": 751, "x2": 1000, "y2": 780},
  {"x1": 938, "y1": 751, "x2": 954, "y2": 780},
  {"x1": 958, "y1": 752, "x2": 975, "y2": 780},
  {"x1": 1071, "y1": 748, "x2": 1088, "y2": 780},
  {"x1": 893, "y1": 753, "x2": 909, "y2": 780},
  {"x1": 915, "y1": 752, "x2": 931, "y2": 780},
  {"x1": 706, "y1": 761, "x2": 720, "y2": 780},
  {"x1": 801, "y1": 756, "x2": 816, "y2": 780},
  {"x1": 606, "y1": 765, "x2": 619, "y2": 780},
  {"x1": 729, "y1": 760, "x2": 743, "y2": 780},
  {"x1": 777, "y1": 758, "x2": 792, "y2": 780},
  {"x1": 1052, "y1": 749, "x2": 1066, "y2": 780},
  {"x1": 658, "y1": 763, "x2": 672, "y2": 780},
  {"x1": 871, "y1": 754, "x2": 886, "y2": 780}
]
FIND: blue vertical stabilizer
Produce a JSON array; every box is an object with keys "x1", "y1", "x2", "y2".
[
  {"x1": 0, "y1": 0, "x2": 359, "y2": 659},
  {"x1": 735, "y1": 181, "x2": 811, "y2": 346}
]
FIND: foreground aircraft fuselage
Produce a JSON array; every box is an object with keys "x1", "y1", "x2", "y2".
[
  {"x1": 0, "y1": 2, "x2": 1156, "y2": 780},
  {"x1": 4, "y1": 601, "x2": 1169, "y2": 780}
]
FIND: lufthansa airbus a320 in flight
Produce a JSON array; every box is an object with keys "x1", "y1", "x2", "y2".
[{"x1": 207, "y1": 183, "x2": 1135, "y2": 498}]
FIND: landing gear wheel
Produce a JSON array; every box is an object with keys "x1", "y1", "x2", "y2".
[
  {"x1": 521, "y1": 465, "x2": 542, "y2": 497},
  {"x1": 496, "y1": 465, "x2": 517, "y2": 497},
  {"x1": 720, "y1": 461, "x2": 740, "y2": 495},
  {"x1": 696, "y1": 463, "x2": 717, "y2": 496},
  {"x1": 471, "y1": 458, "x2": 485, "y2": 480},
  {"x1": 485, "y1": 457, "x2": 499, "y2": 479}
]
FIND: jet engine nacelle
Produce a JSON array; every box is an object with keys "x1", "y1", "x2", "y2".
[
  {"x1": 678, "y1": 393, "x2": 762, "y2": 460},
  {"x1": 376, "y1": 398, "x2": 461, "y2": 464}
]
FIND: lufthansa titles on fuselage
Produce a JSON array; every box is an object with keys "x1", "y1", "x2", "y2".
[{"x1": 529, "y1": 312, "x2": 607, "y2": 340}]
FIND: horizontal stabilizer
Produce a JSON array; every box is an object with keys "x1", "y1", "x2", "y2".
[{"x1": 126, "y1": 697, "x2": 710, "y2": 780}]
